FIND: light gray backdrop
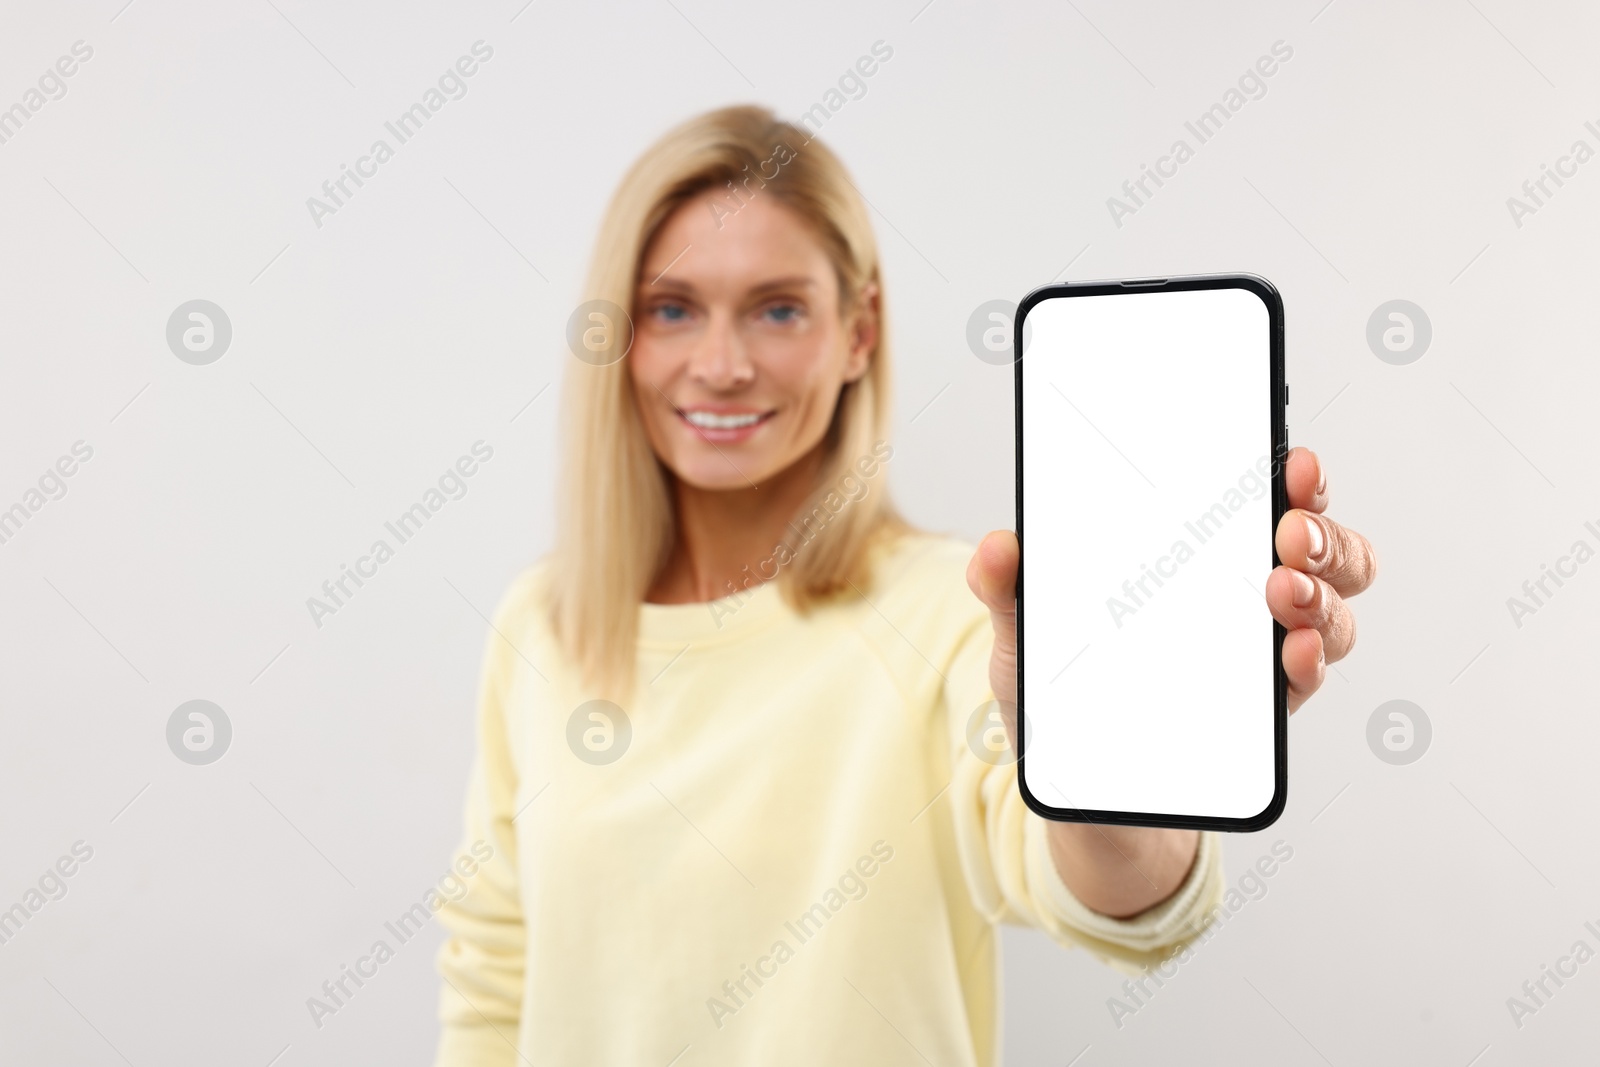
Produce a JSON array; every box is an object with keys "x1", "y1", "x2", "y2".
[{"x1": 2, "y1": 0, "x2": 1595, "y2": 1064}]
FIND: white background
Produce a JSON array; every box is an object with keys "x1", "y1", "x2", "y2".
[
  {"x1": 1, "y1": 1, "x2": 1597, "y2": 1064},
  {"x1": 1022, "y1": 288, "x2": 1277, "y2": 820}
]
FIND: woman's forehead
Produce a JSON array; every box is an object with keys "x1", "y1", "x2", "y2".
[{"x1": 639, "y1": 191, "x2": 834, "y2": 294}]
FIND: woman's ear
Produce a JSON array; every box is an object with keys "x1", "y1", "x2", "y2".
[{"x1": 843, "y1": 281, "x2": 880, "y2": 383}]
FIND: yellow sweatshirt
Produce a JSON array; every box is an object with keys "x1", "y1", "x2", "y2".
[{"x1": 433, "y1": 532, "x2": 1223, "y2": 1066}]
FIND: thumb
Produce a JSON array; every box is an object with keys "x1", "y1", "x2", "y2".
[
  {"x1": 967, "y1": 530, "x2": 1020, "y2": 703},
  {"x1": 967, "y1": 530, "x2": 1020, "y2": 630}
]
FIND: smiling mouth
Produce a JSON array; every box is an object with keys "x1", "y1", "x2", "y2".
[{"x1": 676, "y1": 408, "x2": 774, "y2": 430}]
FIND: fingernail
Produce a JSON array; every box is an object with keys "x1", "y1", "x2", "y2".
[
  {"x1": 1304, "y1": 515, "x2": 1326, "y2": 561},
  {"x1": 1314, "y1": 461, "x2": 1327, "y2": 495},
  {"x1": 1290, "y1": 569, "x2": 1316, "y2": 608}
]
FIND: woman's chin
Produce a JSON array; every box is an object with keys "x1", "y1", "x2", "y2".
[{"x1": 668, "y1": 457, "x2": 774, "y2": 493}]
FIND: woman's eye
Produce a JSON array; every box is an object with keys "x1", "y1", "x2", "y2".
[
  {"x1": 651, "y1": 303, "x2": 689, "y2": 323},
  {"x1": 762, "y1": 303, "x2": 802, "y2": 324}
]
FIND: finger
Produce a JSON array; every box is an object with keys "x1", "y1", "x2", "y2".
[
  {"x1": 1264, "y1": 565, "x2": 1358, "y2": 663},
  {"x1": 1275, "y1": 509, "x2": 1378, "y2": 598},
  {"x1": 967, "y1": 531, "x2": 1020, "y2": 707},
  {"x1": 967, "y1": 530, "x2": 1019, "y2": 621},
  {"x1": 1281, "y1": 627, "x2": 1325, "y2": 714},
  {"x1": 1284, "y1": 446, "x2": 1329, "y2": 514}
]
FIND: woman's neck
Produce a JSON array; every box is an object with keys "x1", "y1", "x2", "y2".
[{"x1": 646, "y1": 446, "x2": 826, "y2": 604}]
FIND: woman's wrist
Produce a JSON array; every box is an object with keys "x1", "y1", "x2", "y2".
[{"x1": 1043, "y1": 821, "x2": 1200, "y2": 919}]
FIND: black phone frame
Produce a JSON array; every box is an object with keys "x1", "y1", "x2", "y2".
[{"x1": 1013, "y1": 272, "x2": 1289, "y2": 832}]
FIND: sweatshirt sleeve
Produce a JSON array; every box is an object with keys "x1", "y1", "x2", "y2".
[
  {"x1": 942, "y1": 605, "x2": 1226, "y2": 973},
  {"x1": 431, "y1": 577, "x2": 534, "y2": 1066}
]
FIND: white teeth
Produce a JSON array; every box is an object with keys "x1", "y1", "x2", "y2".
[{"x1": 683, "y1": 410, "x2": 764, "y2": 430}]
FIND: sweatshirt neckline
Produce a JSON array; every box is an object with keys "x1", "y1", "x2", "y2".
[{"x1": 637, "y1": 578, "x2": 788, "y2": 647}]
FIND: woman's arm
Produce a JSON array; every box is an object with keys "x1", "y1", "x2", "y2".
[
  {"x1": 1044, "y1": 824, "x2": 1200, "y2": 918},
  {"x1": 967, "y1": 446, "x2": 1376, "y2": 918},
  {"x1": 432, "y1": 583, "x2": 534, "y2": 1067}
]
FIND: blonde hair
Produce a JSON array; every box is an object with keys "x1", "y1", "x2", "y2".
[{"x1": 550, "y1": 104, "x2": 908, "y2": 701}]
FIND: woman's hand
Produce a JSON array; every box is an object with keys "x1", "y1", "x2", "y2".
[
  {"x1": 1264, "y1": 446, "x2": 1378, "y2": 711},
  {"x1": 965, "y1": 446, "x2": 1376, "y2": 917}
]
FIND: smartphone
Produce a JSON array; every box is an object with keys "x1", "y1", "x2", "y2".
[{"x1": 1014, "y1": 273, "x2": 1288, "y2": 832}]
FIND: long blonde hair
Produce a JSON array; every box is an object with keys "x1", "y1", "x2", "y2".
[{"x1": 550, "y1": 105, "x2": 908, "y2": 701}]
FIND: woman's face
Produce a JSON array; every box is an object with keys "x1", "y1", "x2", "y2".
[{"x1": 629, "y1": 189, "x2": 875, "y2": 492}]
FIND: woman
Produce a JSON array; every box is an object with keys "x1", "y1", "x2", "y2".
[{"x1": 431, "y1": 105, "x2": 1376, "y2": 1065}]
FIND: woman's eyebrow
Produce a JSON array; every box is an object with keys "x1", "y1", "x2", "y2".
[
  {"x1": 640, "y1": 277, "x2": 695, "y2": 294},
  {"x1": 746, "y1": 276, "x2": 817, "y2": 294},
  {"x1": 636, "y1": 275, "x2": 819, "y2": 296}
]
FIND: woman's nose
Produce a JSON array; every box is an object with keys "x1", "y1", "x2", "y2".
[{"x1": 687, "y1": 312, "x2": 755, "y2": 388}]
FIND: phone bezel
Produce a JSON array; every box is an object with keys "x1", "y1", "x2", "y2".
[{"x1": 1013, "y1": 272, "x2": 1289, "y2": 832}]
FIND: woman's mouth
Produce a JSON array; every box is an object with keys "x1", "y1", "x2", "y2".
[{"x1": 675, "y1": 406, "x2": 775, "y2": 443}]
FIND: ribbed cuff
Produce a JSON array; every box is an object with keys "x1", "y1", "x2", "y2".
[
  {"x1": 1026, "y1": 820, "x2": 1225, "y2": 970},
  {"x1": 433, "y1": 1021, "x2": 523, "y2": 1067}
]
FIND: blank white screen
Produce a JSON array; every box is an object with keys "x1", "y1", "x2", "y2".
[{"x1": 1020, "y1": 286, "x2": 1277, "y2": 821}]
